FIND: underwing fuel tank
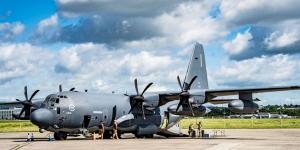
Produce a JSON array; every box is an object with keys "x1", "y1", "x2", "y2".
[{"x1": 228, "y1": 99, "x2": 259, "y2": 114}]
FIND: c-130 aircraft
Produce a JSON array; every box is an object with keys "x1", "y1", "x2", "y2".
[{"x1": 10, "y1": 42, "x2": 300, "y2": 140}]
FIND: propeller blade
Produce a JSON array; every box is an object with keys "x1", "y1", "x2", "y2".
[
  {"x1": 70, "y1": 87, "x2": 75, "y2": 91},
  {"x1": 128, "y1": 102, "x2": 138, "y2": 114},
  {"x1": 59, "y1": 84, "x2": 62, "y2": 92},
  {"x1": 29, "y1": 90, "x2": 39, "y2": 102},
  {"x1": 16, "y1": 99, "x2": 22, "y2": 102},
  {"x1": 134, "y1": 78, "x2": 139, "y2": 95},
  {"x1": 24, "y1": 86, "x2": 28, "y2": 101},
  {"x1": 141, "y1": 82, "x2": 153, "y2": 96},
  {"x1": 176, "y1": 99, "x2": 184, "y2": 112},
  {"x1": 110, "y1": 105, "x2": 117, "y2": 126},
  {"x1": 141, "y1": 104, "x2": 146, "y2": 120},
  {"x1": 19, "y1": 107, "x2": 25, "y2": 117},
  {"x1": 186, "y1": 76, "x2": 198, "y2": 90},
  {"x1": 177, "y1": 76, "x2": 183, "y2": 91},
  {"x1": 188, "y1": 101, "x2": 195, "y2": 116}
]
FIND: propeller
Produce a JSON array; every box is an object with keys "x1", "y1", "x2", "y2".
[
  {"x1": 14, "y1": 86, "x2": 39, "y2": 119},
  {"x1": 58, "y1": 84, "x2": 76, "y2": 92},
  {"x1": 110, "y1": 105, "x2": 117, "y2": 126},
  {"x1": 59, "y1": 84, "x2": 62, "y2": 92},
  {"x1": 127, "y1": 78, "x2": 153, "y2": 120},
  {"x1": 175, "y1": 75, "x2": 198, "y2": 116}
]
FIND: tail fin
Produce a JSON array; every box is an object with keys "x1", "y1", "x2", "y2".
[{"x1": 184, "y1": 42, "x2": 209, "y2": 90}]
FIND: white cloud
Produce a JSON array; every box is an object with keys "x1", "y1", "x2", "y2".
[
  {"x1": 264, "y1": 19, "x2": 300, "y2": 49},
  {"x1": 50, "y1": 43, "x2": 186, "y2": 93},
  {"x1": 223, "y1": 30, "x2": 253, "y2": 54},
  {"x1": 265, "y1": 30, "x2": 300, "y2": 49},
  {"x1": 37, "y1": 14, "x2": 58, "y2": 33},
  {"x1": 220, "y1": 0, "x2": 300, "y2": 25},
  {"x1": 57, "y1": 46, "x2": 81, "y2": 72},
  {"x1": 153, "y1": 1, "x2": 227, "y2": 46},
  {"x1": 0, "y1": 22, "x2": 24, "y2": 41},
  {"x1": 214, "y1": 54, "x2": 300, "y2": 87},
  {"x1": 0, "y1": 43, "x2": 53, "y2": 85}
]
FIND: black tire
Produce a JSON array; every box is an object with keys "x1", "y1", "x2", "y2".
[
  {"x1": 134, "y1": 134, "x2": 153, "y2": 138},
  {"x1": 134, "y1": 133, "x2": 144, "y2": 138},
  {"x1": 54, "y1": 132, "x2": 67, "y2": 140},
  {"x1": 144, "y1": 134, "x2": 154, "y2": 138},
  {"x1": 103, "y1": 131, "x2": 112, "y2": 139}
]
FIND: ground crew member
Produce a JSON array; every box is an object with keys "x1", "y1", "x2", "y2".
[
  {"x1": 27, "y1": 133, "x2": 31, "y2": 142},
  {"x1": 197, "y1": 121, "x2": 202, "y2": 137},
  {"x1": 99, "y1": 123, "x2": 105, "y2": 140},
  {"x1": 188, "y1": 123, "x2": 195, "y2": 137},
  {"x1": 30, "y1": 133, "x2": 34, "y2": 141},
  {"x1": 112, "y1": 120, "x2": 119, "y2": 139},
  {"x1": 92, "y1": 132, "x2": 96, "y2": 140}
]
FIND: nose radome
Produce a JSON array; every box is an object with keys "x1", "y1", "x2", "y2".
[{"x1": 30, "y1": 108, "x2": 54, "y2": 128}]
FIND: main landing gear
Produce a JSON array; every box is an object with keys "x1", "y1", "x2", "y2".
[{"x1": 54, "y1": 132, "x2": 67, "y2": 140}]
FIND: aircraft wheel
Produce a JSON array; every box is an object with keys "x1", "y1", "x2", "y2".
[
  {"x1": 134, "y1": 133, "x2": 144, "y2": 138},
  {"x1": 144, "y1": 134, "x2": 154, "y2": 138},
  {"x1": 103, "y1": 131, "x2": 112, "y2": 139},
  {"x1": 54, "y1": 132, "x2": 67, "y2": 140},
  {"x1": 134, "y1": 134, "x2": 153, "y2": 138}
]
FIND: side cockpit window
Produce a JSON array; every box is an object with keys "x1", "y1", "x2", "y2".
[{"x1": 56, "y1": 98, "x2": 59, "y2": 103}]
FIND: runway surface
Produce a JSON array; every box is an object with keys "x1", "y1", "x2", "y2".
[{"x1": 1, "y1": 129, "x2": 300, "y2": 150}]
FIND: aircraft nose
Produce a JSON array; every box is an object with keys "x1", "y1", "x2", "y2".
[{"x1": 30, "y1": 108, "x2": 54, "y2": 128}]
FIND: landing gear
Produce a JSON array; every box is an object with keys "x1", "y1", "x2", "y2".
[{"x1": 54, "y1": 132, "x2": 68, "y2": 140}]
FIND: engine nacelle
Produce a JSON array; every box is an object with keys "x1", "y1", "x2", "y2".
[
  {"x1": 228, "y1": 99, "x2": 259, "y2": 114},
  {"x1": 168, "y1": 104, "x2": 211, "y2": 117}
]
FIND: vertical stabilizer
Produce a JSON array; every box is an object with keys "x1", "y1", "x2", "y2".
[{"x1": 184, "y1": 42, "x2": 209, "y2": 90}]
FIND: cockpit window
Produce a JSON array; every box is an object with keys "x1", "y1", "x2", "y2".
[{"x1": 58, "y1": 95, "x2": 68, "y2": 98}]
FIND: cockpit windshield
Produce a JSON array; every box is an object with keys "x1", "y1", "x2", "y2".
[{"x1": 41, "y1": 94, "x2": 68, "y2": 108}]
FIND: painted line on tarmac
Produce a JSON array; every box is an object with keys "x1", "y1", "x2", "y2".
[
  {"x1": 206, "y1": 143, "x2": 239, "y2": 150},
  {"x1": 9, "y1": 143, "x2": 30, "y2": 150}
]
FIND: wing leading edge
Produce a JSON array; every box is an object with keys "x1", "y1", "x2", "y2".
[{"x1": 205, "y1": 85, "x2": 300, "y2": 97}]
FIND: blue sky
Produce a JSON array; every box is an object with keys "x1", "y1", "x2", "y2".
[{"x1": 1, "y1": 0, "x2": 300, "y2": 105}]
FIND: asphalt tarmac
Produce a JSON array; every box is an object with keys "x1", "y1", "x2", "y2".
[{"x1": 1, "y1": 129, "x2": 300, "y2": 150}]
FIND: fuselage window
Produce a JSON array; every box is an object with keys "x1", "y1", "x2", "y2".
[{"x1": 57, "y1": 107, "x2": 61, "y2": 114}]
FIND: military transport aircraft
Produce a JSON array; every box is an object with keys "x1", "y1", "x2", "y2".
[{"x1": 3, "y1": 42, "x2": 300, "y2": 140}]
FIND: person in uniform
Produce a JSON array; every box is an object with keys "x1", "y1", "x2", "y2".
[
  {"x1": 92, "y1": 132, "x2": 96, "y2": 140},
  {"x1": 188, "y1": 123, "x2": 193, "y2": 137},
  {"x1": 112, "y1": 120, "x2": 119, "y2": 139},
  {"x1": 30, "y1": 133, "x2": 34, "y2": 141},
  {"x1": 27, "y1": 133, "x2": 31, "y2": 142},
  {"x1": 197, "y1": 121, "x2": 203, "y2": 137},
  {"x1": 98, "y1": 123, "x2": 105, "y2": 140}
]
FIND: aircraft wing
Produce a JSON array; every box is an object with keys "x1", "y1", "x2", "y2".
[
  {"x1": 205, "y1": 85, "x2": 300, "y2": 97},
  {"x1": 0, "y1": 101, "x2": 22, "y2": 105}
]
